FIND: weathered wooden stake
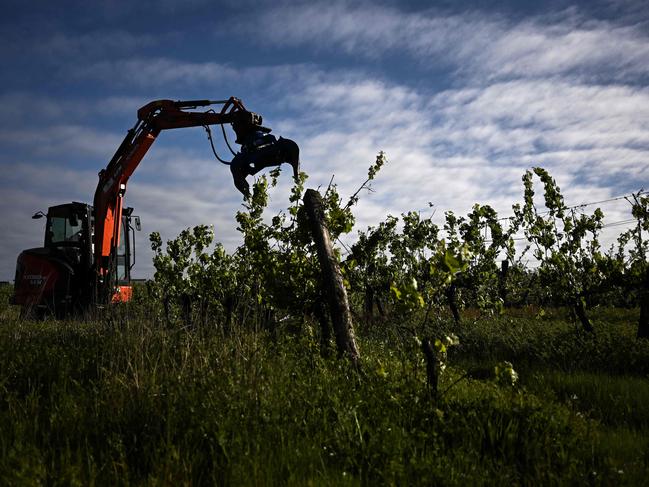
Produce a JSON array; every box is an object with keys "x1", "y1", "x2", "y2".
[
  {"x1": 445, "y1": 283, "x2": 461, "y2": 325},
  {"x1": 313, "y1": 295, "x2": 333, "y2": 356},
  {"x1": 421, "y1": 338, "x2": 439, "y2": 400},
  {"x1": 638, "y1": 266, "x2": 649, "y2": 339},
  {"x1": 303, "y1": 189, "x2": 360, "y2": 365},
  {"x1": 574, "y1": 297, "x2": 594, "y2": 334}
]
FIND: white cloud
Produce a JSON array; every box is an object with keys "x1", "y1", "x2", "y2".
[{"x1": 237, "y1": 3, "x2": 649, "y2": 82}]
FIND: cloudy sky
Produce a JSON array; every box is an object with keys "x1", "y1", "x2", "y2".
[{"x1": 1, "y1": 0, "x2": 648, "y2": 280}]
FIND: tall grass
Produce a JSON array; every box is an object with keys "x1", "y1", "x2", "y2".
[{"x1": 1, "y1": 301, "x2": 648, "y2": 484}]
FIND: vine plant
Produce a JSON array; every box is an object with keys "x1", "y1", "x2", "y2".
[
  {"x1": 514, "y1": 168, "x2": 604, "y2": 333},
  {"x1": 148, "y1": 162, "x2": 645, "y2": 346},
  {"x1": 616, "y1": 191, "x2": 649, "y2": 337}
]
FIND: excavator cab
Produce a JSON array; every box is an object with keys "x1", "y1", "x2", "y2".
[{"x1": 12, "y1": 202, "x2": 139, "y2": 317}]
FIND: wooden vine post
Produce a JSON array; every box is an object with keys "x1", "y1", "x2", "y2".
[
  {"x1": 303, "y1": 189, "x2": 360, "y2": 365},
  {"x1": 638, "y1": 265, "x2": 649, "y2": 339}
]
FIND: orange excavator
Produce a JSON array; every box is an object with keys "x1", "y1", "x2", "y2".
[{"x1": 12, "y1": 97, "x2": 299, "y2": 318}]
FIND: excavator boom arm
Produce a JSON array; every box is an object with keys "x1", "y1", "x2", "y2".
[{"x1": 92, "y1": 97, "x2": 299, "y2": 302}]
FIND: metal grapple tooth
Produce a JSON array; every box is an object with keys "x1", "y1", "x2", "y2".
[
  {"x1": 278, "y1": 137, "x2": 300, "y2": 180},
  {"x1": 230, "y1": 159, "x2": 250, "y2": 197}
]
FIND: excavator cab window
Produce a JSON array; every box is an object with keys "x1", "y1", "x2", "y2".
[
  {"x1": 46, "y1": 205, "x2": 87, "y2": 247},
  {"x1": 49, "y1": 216, "x2": 82, "y2": 244}
]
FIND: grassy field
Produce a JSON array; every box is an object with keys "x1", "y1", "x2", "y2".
[{"x1": 1, "y1": 287, "x2": 648, "y2": 485}]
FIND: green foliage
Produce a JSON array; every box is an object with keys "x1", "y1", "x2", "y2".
[
  {"x1": 149, "y1": 225, "x2": 237, "y2": 326},
  {"x1": 1, "y1": 312, "x2": 648, "y2": 484},
  {"x1": 604, "y1": 192, "x2": 649, "y2": 307},
  {"x1": 494, "y1": 361, "x2": 519, "y2": 387},
  {"x1": 148, "y1": 152, "x2": 389, "y2": 331},
  {"x1": 451, "y1": 312, "x2": 649, "y2": 376},
  {"x1": 514, "y1": 168, "x2": 607, "y2": 331},
  {"x1": 528, "y1": 370, "x2": 649, "y2": 429},
  {"x1": 390, "y1": 277, "x2": 424, "y2": 312},
  {"x1": 147, "y1": 162, "x2": 645, "y2": 338},
  {"x1": 0, "y1": 284, "x2": 15, "y2": 319}
]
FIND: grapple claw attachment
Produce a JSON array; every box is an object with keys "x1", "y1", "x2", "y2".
[{"x1": 230, "y1": 136, "x2": 300, "y2": 197}]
